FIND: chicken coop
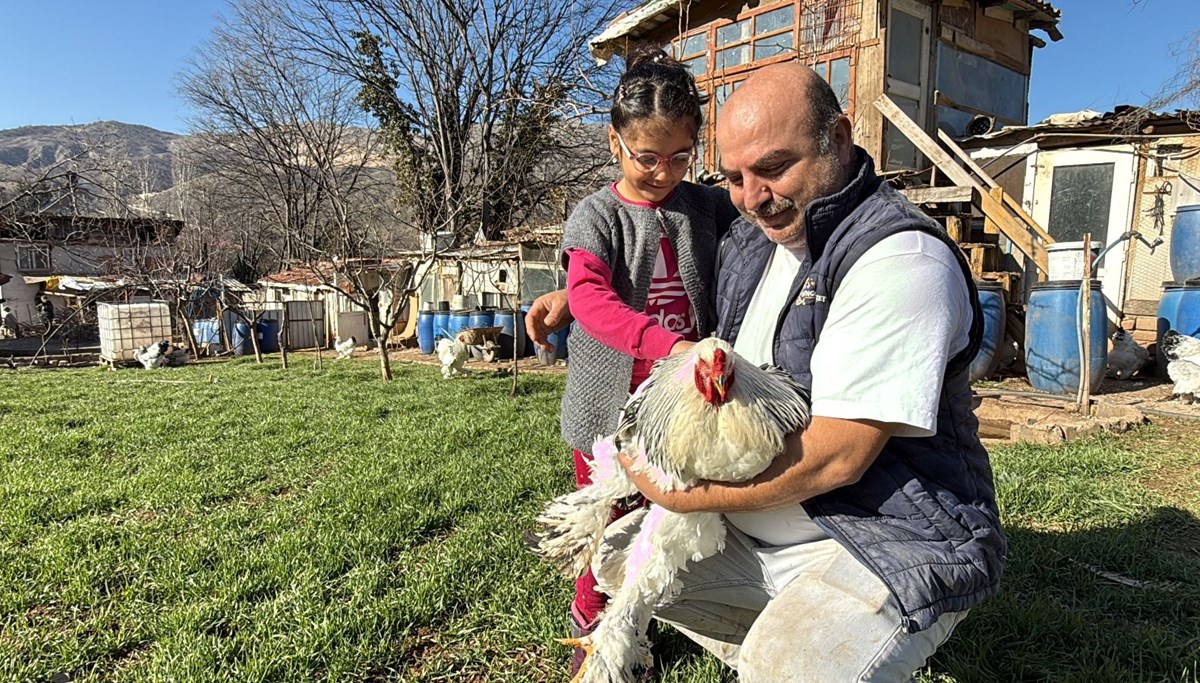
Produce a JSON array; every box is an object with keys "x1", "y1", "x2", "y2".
[{"x1": 98, "y1": 301, "x2": 173, "y2": 365}]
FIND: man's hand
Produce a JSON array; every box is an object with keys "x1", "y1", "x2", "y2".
[
  {"x1": 615, "y1": 449, "x2": 708, "y2": 514},
  {"x1": 670, "y1": 340, "x2": 696, "y2": 356},
  {"x1": 524, "y1": 289, "x2": 572, "y2": 352}
]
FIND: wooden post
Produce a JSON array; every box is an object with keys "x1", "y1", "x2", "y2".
[
  {"x1": 1079, "y1": 232, "x2": 1092, "y2": 415},
  {"x1": 511, "y1": 256, "x2": 520, "y2": 397}
]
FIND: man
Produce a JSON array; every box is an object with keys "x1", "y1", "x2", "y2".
[
  {"x1": 528, "y1": 63, "x2": 1004, "y2": 681},
  {"x1": 36, "y1": 294, "x2": 54, "y2": 330}
]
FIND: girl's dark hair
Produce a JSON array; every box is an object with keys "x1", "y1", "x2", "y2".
[{"x1": 611, "y1": 43, "x2": 704, "y2": 135}]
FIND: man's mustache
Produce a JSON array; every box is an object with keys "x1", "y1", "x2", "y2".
[{"x1": 745, "y1": 197, "x2": 797, "y2": 221}]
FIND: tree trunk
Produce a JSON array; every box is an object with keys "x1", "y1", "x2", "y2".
[
  {"x1": 372, "y1": 309, "x2": 393, "y2": 381},
  {"x1": 279, "y1": 305, "x2": 289, "y2": 371}
]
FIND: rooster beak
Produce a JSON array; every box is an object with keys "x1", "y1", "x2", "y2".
[{"x1": 712, "y1": 375, "x2": 727, "y2": 402}]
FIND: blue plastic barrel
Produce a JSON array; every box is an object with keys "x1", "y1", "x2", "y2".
[
  {"x1": 192, "y1": 319, "x2": 221, "y2": 345},
  {"x1": 417, "y1": 310, "x2": 436, "y2": 354},
  {"x1": 495, "y1": 309, "x2": 526, "y2": 359},
  {"x1": 258, "y1": 320, "x2": 280, "y2": 353},
  {"x1": 450, "y1": 310, "x2": 471, "y2": 338},
  {"x1": 469, "y1": 308, "x2": 494, "y2": 330},
  {"x1": 969, "y1": 282, "x2": 1007, "y2": 382},
  {"x1": 520, "y1": 303, "x2": 534, "y2": 357},
  {"x1": 232, "y1": 322, "x2": 251, "y2": 356},
  {"x1": 1170, "y1": 204, "x2": 1200, "y2": 282},
  {"x1": 434, "y1": 311, "x2": 451, "y2": 340},
  {"x1": 536, "y1": 324, "x2": 571, "y2": 365},
  {"x1": 1025, "y1": 280, "x2": 1108, "y2": 395},
  {"x1": 1156, "y1": 281, "x2": 1200, "y2": 377}
]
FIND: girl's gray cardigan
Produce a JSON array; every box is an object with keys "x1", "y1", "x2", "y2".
[{"x1": 558, "y1": 181, "x2": 740, "y2": 453}]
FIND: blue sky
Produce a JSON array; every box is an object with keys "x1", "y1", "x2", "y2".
[{"x1": 0, "y1": 0, "x2": 1195, "y2": 133}]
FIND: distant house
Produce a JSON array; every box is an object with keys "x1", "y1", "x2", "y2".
[
  {"x1": 412, "y1": 226, "x2": 565, "y2": 310},
  {"x1": 0, "y1": 214, "x2": 182, "y2": 325},
  {"x1": 961, "y1": 108, "x2": 1200, "y2": 339},
  {"x1": 588, "y1": 0, "x2": 1062, "y2": 174}
]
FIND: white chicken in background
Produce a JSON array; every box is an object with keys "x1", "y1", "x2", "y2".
[
  {"x1": 436, "y1": 332, "x2": 470, "y2": 379},
  {"x1": 531, "y1": 337, "x2": 811, "y2": 683},
  {"x1": 1162, "y1": 330, "x2": 1200, "y2": 404},
  {"x1": 334, "y1": 336, "x2": 356, "y2": 360},
  {"x1": 1106, "y1": 330, "x2": 1151, "y2": 380},
  {"x1": 136, "y1": 340, "x2": 171, "y2": 369}
]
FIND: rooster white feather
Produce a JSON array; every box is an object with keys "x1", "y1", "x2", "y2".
[
  {"x1": 436, "y1": 332, "x2": 470, "y2": 379},
  {"x1": 334, "y1": 336, "x2": 356, "y2": 360},
  {"x1": 136, "y1": 340, "x2": 170, "y2": 369},
  {"x1": 1162, "y1": 330, "x2": 1200, "y2": 404},
  {"x1": 531, "y1": 337, "x2": 811, "y2": 683}
]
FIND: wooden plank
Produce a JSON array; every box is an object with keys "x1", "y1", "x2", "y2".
[
  {"x1": 945, "y1": 215, "x2": 964, "y2": 242},
  {"x1": 899, "y1": 185, "x2": 975, "y2": 204},
  {"x1": 874, "y1": 94, "x2": 1049, "y2": 274},
  {"x1": 938, "y1": 129, "x2": 1055, "y2": 245}
]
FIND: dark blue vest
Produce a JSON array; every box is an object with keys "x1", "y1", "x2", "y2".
[{"x1": 715, "y1": 148, "x2": 1006, "y2": 632}]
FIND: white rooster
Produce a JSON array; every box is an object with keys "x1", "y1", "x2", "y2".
[
  {"x1": 334, "y1": 336, "x2": 357, "y2": 360},
  {"x1": 531, "y1": 337, "x2": 811, "y2": 683},
  {"x1": 1106, "y1": 330, "x2": 1150, "y2": 380},
  {"x1": 1162, "y1": 330, "x2": 1200, "y2": 404},
  {"x1": 436, "y1": 332, "x2": 470, "y2": 379},
  {"x1": 135, "y1": 340, "x2": 171, "y2": 369}
]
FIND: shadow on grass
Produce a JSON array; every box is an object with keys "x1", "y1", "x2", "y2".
[{"x1": 929, "y1": 506, "x2": 1200, "y2": 682}]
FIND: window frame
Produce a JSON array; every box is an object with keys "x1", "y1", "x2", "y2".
[{"x1": 16, "y1": 244, "x2": 51, "y2": 274}]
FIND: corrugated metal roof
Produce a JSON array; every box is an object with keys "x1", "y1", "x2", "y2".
[{"x1": 964, "y1": 107, "x2": 1200, "y2": 146}]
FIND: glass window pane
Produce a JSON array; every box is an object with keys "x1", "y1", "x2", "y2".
[
  {"x1": 936, "y1": 43, "x2": 1028, "y2": 123},
  {"x1": 684, "y1": 56, "x2": 707, "y2": 77},
  {"x1": 1047, "y1": 163, "x2": 1115, "y2": 243},
  {"x1": 671, "y1": 40, "x2": 681, "y2": 58},
  {"x1": 716, "y1": 45, "x2": 749, "y2": 70},
  {"x1": 887, "y1": 9, "x2": 923, "y2": 86},
  {"x1": 936, "y1": 106, "x2": 975, "y2": 137},
  {"x1": 829, "y1": 56, "x2": 850, "y2": 110},
  {"x1": 756, "y1": 5, "x2": 795, "y2": 35},
  {"x1": 813, "y1": 62, "x2": 827, "y2": 81},
  {"x1": 716, "y1": 82, "x2": 735, "y2": 116},
  {"x1": 717, "y1": 19, "x2": 750, "y2": 47},
  {"x1": 884, "y1": 96, "x2": 920, "y2": 171},
  {"x1": 754, "y1": 33, "x2": 793, "y2": 61},
  {"x1": 682, "y1": 33, "x2": 707, "y2": 57}
]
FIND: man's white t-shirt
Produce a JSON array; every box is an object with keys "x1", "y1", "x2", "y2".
[{"x1": 727, "y1": 230, "x2": 972, "y2": 547}]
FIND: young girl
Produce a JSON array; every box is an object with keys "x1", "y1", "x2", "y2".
[{"x1": 557, "y1": 44, "x2": 740, "y2": 674}]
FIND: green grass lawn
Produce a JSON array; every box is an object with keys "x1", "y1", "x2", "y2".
[{"x1": 1, "y1": 359, "x2": 1198, "y2": 682}]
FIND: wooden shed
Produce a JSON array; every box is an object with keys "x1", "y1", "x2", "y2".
[{"x1": 588, "y1": 0, "x2": 1062, "y2": 174}]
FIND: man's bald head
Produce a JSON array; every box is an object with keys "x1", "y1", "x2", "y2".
[
  {"x1": 723, "y1": 63, "x2": 843, "y2": 154},
  {"x1": 715, "y1": 62, "x2": 853, "y2": 250}
]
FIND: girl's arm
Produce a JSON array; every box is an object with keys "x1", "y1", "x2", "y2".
[{"x1": 566, "y1": 247, "x2": 683, "y2": 360}]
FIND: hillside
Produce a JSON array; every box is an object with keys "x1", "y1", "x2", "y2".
[{"x1": 0, "y1": 121, "x2": 180, "y2": 194}]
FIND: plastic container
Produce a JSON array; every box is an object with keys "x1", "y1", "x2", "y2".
[
  {"x1": 434, "y1": 311, "x2": 451, "y2": 340},
  {"x1": 469, "y1": 308, "x2": 494, "y2": 330},
  {"x1": 232, "y1": 321, "x2": 251, "y2": 356},
  {"x1": 417, "y1": 310, "x2": 436, "y2": 354},
  {"x1": 536, "y1": 324, "x2": 570, "y2": 365},
  {"x1": 1169, "y1": 204, "x2": 1200, "y2": 282},
  {"x1": 258, "y1": 320, "x2": 280, "y2": 353},
  {"x1": 520, "y1": 302, "x2": 534, "y2": 357},
  {"x1": 1046, "y1": 241, "x2": 1102, "y2": 281},
  {"x1": 1156, "y1": 280, "x2": 1200, "y2": 377},
  {"x1": 495, "y1": 309, "x2": 526, "y2": 360},
  {"x1": 449, "y1": 310, "x2": 472, "y2": 339},
  {"x1": 969, "y1": 282, "x2": 1007, "y2": 382},
  {"x1": 97, "y1": 301, "x2": 173, "y2": 362},
  {"x1": 1025, "y1": 280, "x2": 1108, "y2": 395}
]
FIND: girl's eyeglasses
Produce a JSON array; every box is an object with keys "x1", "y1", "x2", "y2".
[{"x1": 616, "y1": 132, "x2": 695, "y2": 173}]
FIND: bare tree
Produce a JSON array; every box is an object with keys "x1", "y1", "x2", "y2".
[{"x1": 283, "y1": 0, "x2": 618, "y2": 243}]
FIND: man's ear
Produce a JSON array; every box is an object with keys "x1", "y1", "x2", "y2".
[{"x1": 831, "y1": 114, "x2": 853, "y2": 166}]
